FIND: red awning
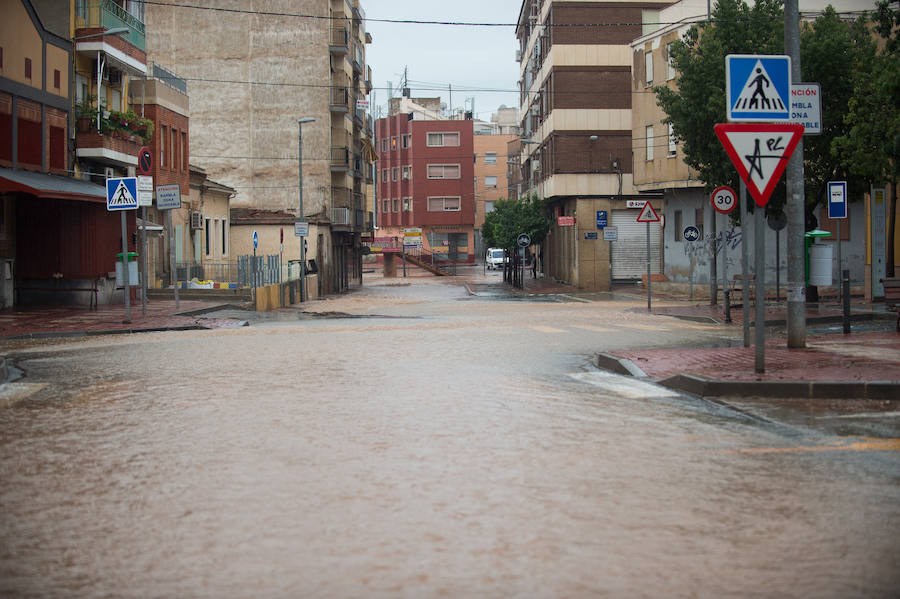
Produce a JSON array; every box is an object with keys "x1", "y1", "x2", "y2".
[{"x1": 0, "y1": 167, "x2": 107, "y2": 203}]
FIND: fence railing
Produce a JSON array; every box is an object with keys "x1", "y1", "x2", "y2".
[{"x1": 238, "y1": 255, "x2": 282, "y2": 288}]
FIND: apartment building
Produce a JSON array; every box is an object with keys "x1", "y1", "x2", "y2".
[
  {"x1": 0, "y1": 0, "x2": 152, "y2": 307},
  {"x1": 474, "y1": 131, "x2": 517, "y2": 259},
  {"x1": 144, "y1": 0, "x2": 375, "y2": 296},
  {"x1": 516, "y1": 0, "x2": 670, "y2": 290},
  {"x1": 375, "y1": 97, "x2": 476, "y2": 265}
]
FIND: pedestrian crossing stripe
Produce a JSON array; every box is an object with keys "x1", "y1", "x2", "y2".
[
  {"x1": 726, "y1": 54, "x2": 791, "y2": 122},
  {"x1": 106, "y1": 177, "x2": 138, "y2": 211}
]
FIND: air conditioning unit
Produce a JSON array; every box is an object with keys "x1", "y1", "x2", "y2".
[
  {"x1": 190, "y1": 212, "x2": 203, "y2": 229},
  {"x1": 104, "y1": 167, "x2": 115, "y2": 179}
]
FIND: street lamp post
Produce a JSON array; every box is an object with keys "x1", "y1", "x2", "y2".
[{"x1": 298, "y1": 117, "x2": 315, "y2": 302}]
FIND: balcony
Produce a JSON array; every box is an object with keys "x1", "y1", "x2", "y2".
[
  {"x1": 365, "y1": 66, "x2": 373, "y2": 94},
  {"x1": 330, "y1": 147, "x2": 350, "y2": 172},
  {"x1": 330, "y1": 86, "x2": 349, "y2": 112},
  {"x1": 74, "y1": 129, "x2": 141, "y2": 167},
  {"x1": 75, "y1": 0, "x2": 146, "y2": 51},
  {"x1": 351, "y1": 44, "x2": 363, "y2": 74},
  {"x1": 330, "y1": 26, "x2": 349, "y2": 54}
]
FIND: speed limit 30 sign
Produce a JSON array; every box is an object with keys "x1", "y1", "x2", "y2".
[{"x1": 711, "y1": 185, "x2": 738, "y2": 214}]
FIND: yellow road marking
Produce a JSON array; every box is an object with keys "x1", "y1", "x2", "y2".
[
  {"x1": 732, "y1": 437, "x2": 900, "y2": 454},
  {"x1": 572, "y1": 325, "x2": 615, "y2": 333}
]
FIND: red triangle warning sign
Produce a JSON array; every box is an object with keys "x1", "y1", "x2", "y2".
[
  {"x1": 714, "y1": 123, "x2": 804, "y2": 207},
  {"x1": 636, "y1": 201, "x2": 660, "y2": 223}
]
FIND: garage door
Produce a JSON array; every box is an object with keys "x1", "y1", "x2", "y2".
[{"x1": 610, "y1": 209, "x2": 662, "y2": 280}]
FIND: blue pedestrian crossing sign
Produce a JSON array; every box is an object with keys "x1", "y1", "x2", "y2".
[
  {"x1": 726, "y1": 54, "x2": 791, "y2": 122},
  {"x1": 106, "y1": 177, "x2": 138, "y2": 211}
]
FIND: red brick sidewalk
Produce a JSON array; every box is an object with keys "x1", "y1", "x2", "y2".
[
  {"x1": 613, "y1": 331, "x2": 900, "y2": 383},
  {"x1": 0, "y1": 300, "x2": 246, "y2": 339}
]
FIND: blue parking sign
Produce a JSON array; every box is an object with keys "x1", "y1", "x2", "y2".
[
  {"x1": 726, "y1": 54, "x2": 791, "y2": 122},
  {"x1": 596, "y1": 210, "x2": 608, "y2": 229}
]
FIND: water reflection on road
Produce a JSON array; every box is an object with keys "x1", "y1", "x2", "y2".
[{"x1": 1, "y1": 277, "x2": 898, "y2": 597}]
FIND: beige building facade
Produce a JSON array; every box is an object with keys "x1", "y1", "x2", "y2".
[{"x1": 474, "y1": 133, "x2": 517, "y2": 257}]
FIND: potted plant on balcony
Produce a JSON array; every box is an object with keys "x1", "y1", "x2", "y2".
[{"x1": 75, "y1": 95, "x2": 96, "y2": 133}]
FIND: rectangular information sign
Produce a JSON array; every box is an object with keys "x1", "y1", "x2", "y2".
[{"x1": 156, "y1": 184, "x2": 182, "y2": 210}]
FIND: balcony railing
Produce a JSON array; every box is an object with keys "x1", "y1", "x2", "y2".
[
  {"x1": 330, "y1": 86, "x2": 349, "y2": 110},
  {"x1": 330, "y1": 26, "x2": 349, "y2": 52},
  {"x1": 330, "y1": 147, "x2": 350, "y2": 170},
  {"x1": 333, "y1": 207, "x2": 351, "y2": 226},
  {"x1": 76, "y1": 0, "x2": 146, "y2": 51}
]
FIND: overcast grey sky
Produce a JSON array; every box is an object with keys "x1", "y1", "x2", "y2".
[{"x1": 364, "y1": 0, "x2": 524, "y2": 120}]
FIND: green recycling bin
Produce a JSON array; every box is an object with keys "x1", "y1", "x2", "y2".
[{"x1": 115, "y1": 252, "x2": 139, "y2": 287}]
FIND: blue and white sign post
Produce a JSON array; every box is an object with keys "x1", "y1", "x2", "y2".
[
  {"x1": 106, "y1": 177, "x2": 138, "y2": 323},
  {"x1": 828, "y1": 181, "x2": 848, "y2": 301}
]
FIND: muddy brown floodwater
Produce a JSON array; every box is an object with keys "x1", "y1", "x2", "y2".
[{"x1": 1, "y1": 277, "x2": 898, "y2": 597}]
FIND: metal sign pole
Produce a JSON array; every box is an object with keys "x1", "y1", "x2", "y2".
[
  {"x1": 741, "y1": 182, "x2": 750, "y2": 348},
  {"x1": 755, "y1": 201, "x2": 766, "y2": 373},
  {"x1": 120, "y1": 211, "x2": 131, "y2": 323},
  {"x1": 646, "y1": 221, "x2": 652, "y2": 311},
  {"x1": 141, "y1": 206, "x2": 147, "y2": 314},
  {"x1": 167, "y1": 210, "x2": 179, "y2": 309},
  {"x1": 837, "y1": 219, "x2": 842, "y2": 304},
  {"x1": 721, "y1": 211, "x2": 730, "y2": 322}
]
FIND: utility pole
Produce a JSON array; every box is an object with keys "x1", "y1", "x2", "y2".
[
  {"x1": 298, "y1": 117, "x2": 315, "y2": 302},
  {"x1": 785, "y1": 0, "x2": 806, "y2": 347}
]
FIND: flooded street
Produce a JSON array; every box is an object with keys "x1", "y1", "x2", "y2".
[{"x1": 1, "y1": 275, "x2": 899, "y2": 598}]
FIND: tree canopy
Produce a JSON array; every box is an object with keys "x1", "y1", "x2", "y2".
[{"x1": 481, "y1": 194, "x2": 551, "y2": 251}]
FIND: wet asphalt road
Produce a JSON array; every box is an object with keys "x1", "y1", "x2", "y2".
[{"x1": 1, "y1": 272, "x2": 898, "y2": 597}]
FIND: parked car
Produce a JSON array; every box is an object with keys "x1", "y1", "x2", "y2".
[{"x1": 486, "y1": 248, "x2": 507, "y2": 270}]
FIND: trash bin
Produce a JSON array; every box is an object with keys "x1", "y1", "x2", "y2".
[
  {"x1": 808, "y1": 243, "x2": 833, "y2": 286},
  {"x1": 804, "y1": 230, "x2": 832, "y2": 285},
  {"x1": 115, "y1": 252, "x2": 139, "y2": 287}
]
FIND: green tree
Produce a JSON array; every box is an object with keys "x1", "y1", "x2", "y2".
[
  {"x1": 655, "y1": 0, "x2": 785, "y2": 202},
  {"x1": 832, "y1": 0, "x2": 899, "y2": 270},
  {"x1": 482, "y1": 194, "x2": 551, "y2": 285}
]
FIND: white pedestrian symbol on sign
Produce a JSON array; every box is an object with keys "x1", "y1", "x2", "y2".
[
  {"x1": 109, "y1": 180, "x2": 135, "y2": 206},
  {"x1": 732, "y1": 60, "x2": 786, "y2": 114}
]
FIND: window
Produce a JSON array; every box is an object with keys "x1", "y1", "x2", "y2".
[
  {"x1": 382, "y1": 168, "x2": 388, "y2": 182},
  {"x1": 427, "y1": 164, "x2": 460, "y2": 179},
  {"x1": 171, "y1": 128, "x2": 179, "y2": 171},
  {"x1": 381, "y1": 138, "x2": 387, "y2": 152},
  {"x1": 402, "y1": 134, "x2": 410, "y2": 148},
  {"x1": 645, "y1": 125, "x2": 654, "y2": 161},
  {"x1": 402, "y1": 165, "x2": 411, "y2": 180},
  {"x1": 53, "y1": 69, "x2": 60, "y2": 90},
  {"x1": 382, "y1": 199, "x2": 390, "y2": 213},
  {"x1": 0, "y1": 47, "x2": 3, "y2": 70},
  {"x1": 668, "y1": 123, "x2": 677, "y2": 157},
  {"x1": 392, "y1": 167, "x2": 398, "y2": 181},
  {"x1": 427, "y1": 132, "x2": 460, "y2": 147},
  {"x1": 674, "y1": 210, "x2": 683, "y2": 241},
  {"x1": 392, "y1": 199, "x2": 399, "y2": 212},
  {"x1": 485, "y1": 201, "x2": 495, "y2": 213},
  {"x1": 485, "y1": 176, "x2": 498, "y2": 189},
  {"x1": 204, "y1": 218, "x2": 211, "y2": 256},
  {"x1": 111, "y1": 88, "x2": 122, "y2": 111},
  {"x1": 484, "y1": 152, "x2": 497, "y2": 165},
  {"x1": 182, "y1": 132, "x2": 188, "y2": 170},
  {"x1": 221, "y1": 219, "x2": 228, "y2": 256},
  {"x1": 645, "y1": 51, "x2": 653, "y2": 86},
  {"x1": 391, "y1": 136, "x2": 398, "y2": 150},
  {"x1": 402, "y1": 198, "x2": 411, "y2": 212},
  {"x1": 667, "y1": 43, "x2": 676, "y2": 80},
  {"x1": 427, "y1": 196, "x2": 461, "y2": 211},
  {"x1": 24, "y1": 58, "x2": 31, "y2": 80},
  {"x1": 160, "y1": 126, "x2": 166, "y2": 166}
]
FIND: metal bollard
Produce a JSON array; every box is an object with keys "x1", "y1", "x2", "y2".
[
  {"x1": 724, "y1": 289, "x2": 732, "y2": 323},
  {"x1": 842, "y1": 269, "x2": 851, "y2": 335}
]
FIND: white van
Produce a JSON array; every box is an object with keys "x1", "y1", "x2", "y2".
[{"x1": 486, "y1": 248, "x2": 507, "y2": 270}]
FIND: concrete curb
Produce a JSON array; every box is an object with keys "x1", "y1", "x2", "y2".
[{"x1": 595, "y1": 354, "x2": 900, "y2": 399}]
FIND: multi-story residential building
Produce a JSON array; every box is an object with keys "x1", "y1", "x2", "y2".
[
  {"x1": 144, "y1": 0, "x2": 375, "y2": 296},
  {"x1": 474, "y1": 130, "x2": 517, "y2": 259},
  {"x1": 375, "y1": 96, "x2": 476, "y2": 265},
  {"x1": 516, "y1": 0, "x2": 670, "y2": 290},
  {"x1": 1, "y1": 0, "x2": 150, "y2": 307}
]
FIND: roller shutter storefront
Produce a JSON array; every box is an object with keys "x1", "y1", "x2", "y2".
[{"x1": 610, "y1": 209, "x2": 662, "y2": 279}]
